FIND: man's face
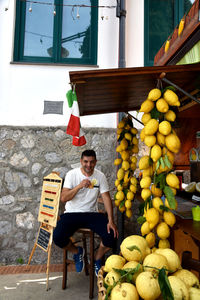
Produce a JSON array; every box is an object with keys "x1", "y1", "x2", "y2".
[{"x1": 80, "y1": 156, "x2": 96, "y2": 175}]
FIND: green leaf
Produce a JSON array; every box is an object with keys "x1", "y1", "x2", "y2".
[
  {"x1": 118, "y1": 130, "x2": 125, "y2": 142},
  {"x1": 156, "y1": 160, "x2": 160, "y2": 172},
  {"x1": 163, "y1": 85, "x2": 176, "y2": 93},
  {"x1": 137, "y1": 216, "x2": 146, "y2": 224},
  {"x1": 164, "y1": 186, "x2": 176, "y2": 209},
  {"x1": 113, "y1": 268, "x2": 128, "y2": 276},
  {"x1": 149, "y1": 157, "x2": 153, "y2": 166},
  {"x1": 123, "y1": 189, "x2": 129, "y2": 196},
  {"x1": 119, "y1": 200, "x2": 125, "y2": 208},
  {"x1": 164, "y1": 154, "x2": 172, "y2": 168},
  {"x1": 126, "y1": 245, "x2": 141, "y2": 253},
  {"x1": 155, "y1": 173, "x2": 166, "y2": 190},
  {"x1": 160, "y1": 157, "x2": 165, "y2": 169},
  {"x1": 158, "y1": 268, "x2": 174, "y2": 300},
  {"x1": 150, "y1": 107, "x2": 162, "y2": 120},
  {"x1": 127, "y1": 117, "x2": 133, "y2": 127},
  {"x1": 160, "y1": 205, "x2": 169, "y2": 212},
  {"x1": 114, "y1": 192, "x2": 117, "y2": 200}
]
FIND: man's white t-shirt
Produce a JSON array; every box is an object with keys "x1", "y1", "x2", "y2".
[{"x1": 63, "y1": 168, "x2": 109, "y2": 213}]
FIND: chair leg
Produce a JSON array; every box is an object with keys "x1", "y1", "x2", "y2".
[
  {"x1": 62, "y1": 249, "x2": 67, "y2": 289},
  {"x1": 82, "y1": 234, "x2": 89, "y2": 276},
  {"x1": 89, "y1": 231, "x2": 94, "y2": 299}
]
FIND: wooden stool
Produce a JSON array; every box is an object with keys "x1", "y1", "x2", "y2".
[{"x1": 62, "y1": 228, "x2": 95, "y2": 299}]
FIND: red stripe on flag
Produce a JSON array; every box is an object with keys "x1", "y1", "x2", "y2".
[
  {"x1": 66, "y1": 114, "x2": 80, "y2": 136},
  {"x1": 72, "y1": 135, "x2": 86, "y2": 146}
]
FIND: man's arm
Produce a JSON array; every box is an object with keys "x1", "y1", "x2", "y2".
[
  {"x1": 101, "y1": 191, "x2": 118, "y2": 238},
  {"x1": 60, "y1": 179, "x2": 91, "y2": 203}
]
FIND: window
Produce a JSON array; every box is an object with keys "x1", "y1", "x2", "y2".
[
  {"x1": 144, "y1": 0, "x2": 194, "y2": 66},
  {"x1": 14, "y1": 0, "x2": 98, "y2": 65}
]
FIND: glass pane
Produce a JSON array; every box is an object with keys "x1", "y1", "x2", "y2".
[
  {"x1": 61, "y1": 0, "x2": 92, "y2": 59},
  {"x1": 184, "y1": 0, "x2": 195, "y2": 13},
  {"x1": 148, "y1": 0, "x2": 174, "y2": 63},
  {"x1": 24, "y1": 0, "x2": 54, "y2": 57}
]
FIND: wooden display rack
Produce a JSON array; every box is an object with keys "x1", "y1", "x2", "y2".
[{"x1": 27, "y1": 172, "x2": 62, "y2": 290}]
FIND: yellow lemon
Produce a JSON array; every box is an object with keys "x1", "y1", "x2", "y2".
[
  {"x1": 140, "y1": 176, "x2": 152, "y2": 189},
  {"x1": 120, "y1": 138, "x2": 128, "y2": 150},
  {"x1": 156, "y1": 222, "x2": 170, "y2": 239},
  {"x1": 145, "y1": 232, "x2": 156, "y2": 248},
  {"x1": 157, "y1": 132, "x2": 165, "y2": 147},
  {"x1": 125, "y1": 199, "x2": 132, "y2": 209},
  {"x1": 159, "y1": 121, "x2": 172, "y2": 136},
  {"x1": 125, "y1": 132, "x2": 132, "y2": 141},
  {"x1": 139, "y1": 155, "x2": 150, "y2": 170},
  {"x1": 141, "y1": 188, "x2": 151, "y2": 200},
  {"x1": 165, "y1": 198, "x2": 178, "y2": 210},
  {"x1": 156, "y1": 98, "x2": 169, "y2": 113},
  {"x1": 141, "y1": 113, "x2": 151, "y2": 125},
  {"x1": 104, "y1": 254, "x2": 126, "y2": 272},
  {"x1": 141, "y1": 221, "x2": 151, "y2": 236},
  {"x1": 152, "y1": 196, "x2": 163, "y2": 213},
  {"x1": 117, "y1": 168, "x2": 125, "y2": 180},
  {"x1": 127, "y1": 191, "x2": 134, "y2": 201},
  {"x1": 151, "y1": 184, "x2": 162, "y2": 197},
  {"x1": 144, "y1": 135, "x2": 156, "y2": 147},
  {"x1": 105, "y1": 270, "x2": 121, "y2": 286},
  {"x1": 140, "y1": 128, "x2": 145, "y2": 142},
  {"x1": 140, "y1": 99, "x2": 154, "y2": 113},
  {"x1": 158, "y1": 239, "x2": 170, "y2": 249},
  {"x1": 117, "y1": 128, "x2": 123, "y2": 135},
  {"x1": 122, "y1": 160, "x2": 130, "y2": 171},
  {"x1": 162, "y1": 148, "x2": 174, "y2": 164},
  {"x1": 116, "y1": 144, "x2": 122, "y2": 152},
  {"x1": 163, "y1": 211, "x2": 176, "y2": 227},
  {"x1": 111, "y1": 282, "x2": 139, "y2": 300},
  {"x1": 132, "y1": 145, "x2": 139, "y2": 154},
  {"x1": 121, "y1": 150, "x2": 130, "y2": 161},
  {"x1": 130, "y1": 163, "x2": 136, "y2": 171},
  {"x1": 116, "y1": 190, "x2": 125, "y2": 201},
  {"x1": 165, "y1": 133, "x2": 181, "y2": 153},
  {"x1": 148, "y1": 88, "x2": 162, "y2": 101},
  {"x1": 146, "y1": 208, "x2": 160, "y2": 225},
  {"x1": 130, "y1": 184, "x2": 137, "y2": 193},
  {"x1": 166, "y1": 173, "x2": 180, "y2": 189},
  {"x1": 117, "y1": 184, "x2": 123, "y2": 191},
  {"x1": 114, "y1": 158, "x2": 122, "y2": 165},
  {"x1": 115, "y1": 199, "x2": 121, "y2": 206},
  {"x1": 124, "y1": 171, "x2": 130, "y2": 183},
  {"x1": 126, "y1": 209, "x2": 132, "y2": 218},
  {"x1": 142, "y1": 166, "x2": 153, "y2": 177},
  {"x1": 144, "y1": 119, "x2": 159, "y2": 136},
  {"x1": 165, "y1": 110, "x2": 176, "y2": 122},
  {"x1": 117, "y1": 119, "x2": 126, "y2": 129},
  {"x1": 131, "y1": 127, "x2": 138, "y2": 135},
  {"x1": 115, "y1": 179, "x2": 120, "y2": 187},
  {"x1": 132, "y1": 136, "x2": 138, "y2": 145},
  {"x1": 131, "y1": 156, "x2": 137, "y2": 164},
  {"x1": 163, "y1": 89, "x2": 180, "y2": 106},
  {"x1": 130, "y1": 176, "x2": 137, "y2": 186},
  {"x1": 151, "y1": 144, "x2": 162, "y2": 162}
]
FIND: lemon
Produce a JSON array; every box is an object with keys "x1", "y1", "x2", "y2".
[
  {"x1": 127, "y1": 191, "x2": 134, "y2": 201},
  {"x1": 131, "y1": 156, "x2": 137, "y2": 164},
  {"x1": 184, "y1": 182, "x2": 196, "y2": 193},
  {"x1": 115, "y1": 179, "x2": 120, "y2": 187},
  {"x1": 148, "y1": 88, "x2": 162, "y2": 101},
  {"x1": 104, "y1": 254, "x2": 126, "y2": 272},
  {"x1": 105, "y1": 270, "x2": 121, "y2": 286},
  {"x1": 152, "y1": 196, "x2": 163, "y2": 213},
  {"x1": 117, "y1": 128, "x2": 123, "y2": 135},
  {"x1": 163, "y1": 211, "x2": 176, "y2": 227},
  {"x1": 125, "y1": 132, "x2": 132, "y2": 141},
  {"x1": 166, "y1": 173, "x2": 180, "y2": 189},
  {"x1": 116, "y1": 190, "x2": 125, "y2": 201},
  {"x1": 146, "y1": 207, "x2": 159, "y2": 225},
  {"x1": 144, "y1": 119, "x2": 159, "y2": 136},
  {"x1": 143, "y1": 253, "x2": 169, "y2": 274},
  {"x1": 115, "y1": 199, "x2": 121, "y2": 206},
  {"x1": 121, "y1": 150, "x2": 129, "y2": 161},
  {"x1": 165, "y1": 110, "x2": 176, "y2": 122},
  {"x1": 165, "y1": 198, "x2": 178, "y2": 210},
  {"x1": 159, "y1": 120, "x2": 172, "y2": 136},
  {"x1": 151, "y1": 144, "x2": 162, "y2": 162},
  {"x1": 140, "y1": 128, "x2": 145, "y2": 142},
  {"x1": 156, "y1": 222, "x2": 170, "y2": 239},
  {"x1": 124, "y1": 171, "x2": 130, "y2": 183},
  {"x1": 141, "y1": 188, "x2": 151, "y2": 200},
  {"x1": 157, "y1": 132, "x2": 165, "y2": 147},
  {"x1": 195, "y1": 182, "x2": 200, "y2": 193},
  {"x1": 130, "y1": 184, "x2": 137, "y2": 193},
  {"x1": 158, "y1": 239, "x2": 170, "y2": 249},
  {"x1": 151, "y1": 184, "x2": 162, "y2": 197},
  {"x1": 132, "y1": 145, "x2": 139, "y2": 154},
  {"x1": 162, "y1": 148, "x2": 174, "y2": 164},
  {"x1": 117, "y1": 184, "x2": 123, "y2": 191},
  {"x1": 156, "y1": 98, "x2": 169, "y2": 113},
  {"x1": 130, "y1": 176, "x2": 137, "y2": 185},
  {"x1": 141, "y1": 221, "x2": 150, "y2": 236},
  {"x1": 136, "y1": 271, "x2": 161, "y2": 300},
  {"x1": 114, "y1": 158, "x2": 122, "y2": 165},
  {"x1": 155, "y1": 248, "x2": 181, "y2": 273},
  {"x1": 132, "y1": 136, "x2": 138, "y2": 145},
  {"x1": 165, "y1": 133, "x2": 181, "y2": 153},
  {"x1": 168, "y1": 276, "x2": 189, "y2": 300},
  {"x1": 126, "y1": 209, "x2": 132, "y2": 218},
  {"x1": 173, "y1": 269, "x2": 199, "y2": 288},
  {"x1": 120, "y1": 138, "x2": 128, "y2": 150},
  {"x1": 139, "y1": 155, "x2": 150, "y2": 170},
  {"x1": 111, "y1": 282, "x2": 139, "y2": 300},
  {"x1": 130, "y1": 163, "x2": 136, "y2": 171},
  {"x1": 122, "y1": 261, "x2": 142, "y2": 283},
  {"x1": 122, "y1": 160, "x2": 130, "y2": 171},
  {"x1": 163, "y1": 89, "x2": 181, "y2": 106},
  {"x1": 144, "y1": 135, "x2": 156, "y2": 147},
  {"x1": 140, "y1": 176, "x2": 151, "y2": 189},
  {"x1": 145, "y1": 232, "x2": 156, "y2": 248},
  {"x1": 131, "y1": 127, "x2": 138, "y2": 135},
  {"x1": 125, "y1": 199, "x2": 132, "y2": 209},
  {"x1": 116, "y1": 145, "x2": 122, "y2": 153},
  {"x1": 141, "y1": 113, "x2": 151, "y2": 125},
  {"x1": 140, "y1": 99, "x2": 154, "y2": 113},
  {"x1": 142, "y1": 166, "x2": 153, "y2": 177},
  {"x1": 117, "y1": 168, "x2": 125, "y2": 180},
  {"x1": 119, "y1": 205, "x2": 126, "y2": 213},
  {"x1": 118, "y1": 119, "x2": 126, "y2": 129}
]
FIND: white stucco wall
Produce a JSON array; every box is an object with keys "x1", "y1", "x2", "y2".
[{"x1": 0, "y1": 0, "x2": 144, "y2": 129}]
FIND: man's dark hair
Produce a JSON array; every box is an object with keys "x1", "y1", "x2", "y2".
[{"x1": 81, "y1": 149, "x2": 96, "y2": 160}]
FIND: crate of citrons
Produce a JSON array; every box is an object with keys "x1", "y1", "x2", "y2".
[{"x1": 97, "y1": 235, "x2": 200, "y2": 300}]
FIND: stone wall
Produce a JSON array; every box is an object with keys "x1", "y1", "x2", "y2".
[{"x1": 0, "y1": 126, "x2": 119, "y2": 265}]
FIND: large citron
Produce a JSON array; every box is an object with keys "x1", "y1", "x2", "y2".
[{"x1": 120, "y1": 235, "x2": 150, "y2": 262}]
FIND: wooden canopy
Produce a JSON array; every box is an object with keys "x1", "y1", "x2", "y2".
[{"x1": 69, "y1": 63, "x2": 200, "y2": 116}]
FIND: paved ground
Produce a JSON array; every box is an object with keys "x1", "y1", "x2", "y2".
[{"x1": 0, "y1": 269, "x2": 98, "y2": 300}]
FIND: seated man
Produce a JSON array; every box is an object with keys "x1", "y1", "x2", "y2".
[{"x1": 53, "y1": 149, "x2": 118, "y2": 276}]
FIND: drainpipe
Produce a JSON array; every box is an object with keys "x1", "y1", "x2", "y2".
[{"x1": 116, "y1": 0, "x2": 126, "y2": 253}]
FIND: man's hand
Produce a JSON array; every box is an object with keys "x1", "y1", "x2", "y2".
[
  {"x1": 107, "y1": 220, "x2": 119, "y2": 239},
  {"x1": 79, "y1": 179, "x2": 91, "y2": 189}
]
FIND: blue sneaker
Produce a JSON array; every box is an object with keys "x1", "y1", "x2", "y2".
[
  {"x1": 94, "y1": 259, "x2": 102, "y2": 277},
  {"x1": 73, "y1": 246, "x2": 85, "y2": 273}
]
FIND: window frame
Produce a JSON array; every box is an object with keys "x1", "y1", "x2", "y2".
[
  {"x1": 14, "y1": 0, "x2": 98, "y2": 65},
  {"x1": 144, "y1": 0, "x2": 187, "y2": 66}
]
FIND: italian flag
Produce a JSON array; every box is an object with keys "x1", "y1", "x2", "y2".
[{"x1": 66, "y1": 89, "x2": 86, "y2": 146}]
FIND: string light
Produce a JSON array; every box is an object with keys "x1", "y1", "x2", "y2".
[
  {"x1": 53, "y1": 5, "x2": 56, "y2": 16},
  {"x1": 76, "y1": 6, "x2": 80, "y2": 19},
  {"x1": 29, "y1": 1, "x2": 32, "y2": 12}
]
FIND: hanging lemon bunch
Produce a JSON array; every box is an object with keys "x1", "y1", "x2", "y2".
[
  {"x1": 114, "y1": 116, "x2": 139, "y2": 218},
  {"x1": 138, "y1": 87, "x2": 181, "y2": 248}
]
